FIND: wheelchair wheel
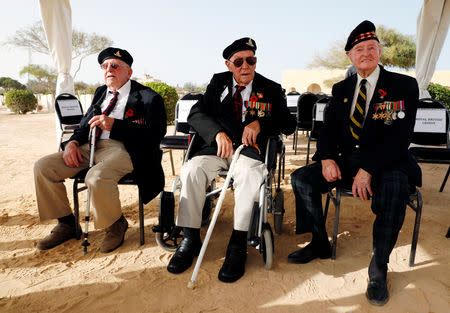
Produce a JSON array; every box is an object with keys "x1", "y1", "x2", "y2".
[
  {"x1": 153, "y1": 191, "x2": 182, "y2": 252},
  {"x1": 273, "y1": 188, "x2": 284, "y2": 234},
  {"x1": 261, "y1": 224, "x2": 274, "y2": 269},
  {"x1": 155, "y1": 227, "x2": 182, "y2": 252}
]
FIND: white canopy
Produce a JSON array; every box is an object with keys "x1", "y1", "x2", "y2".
[
  {"x1": 415, "y1": 0, "x2": 450, "y2": 98},
  {"x1": 39, "y1": 0, "x2": 74, "y2": 96}
]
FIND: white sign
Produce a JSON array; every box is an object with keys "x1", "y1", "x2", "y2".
[
  {"x1": 57, "y1": 99, "x2": 82, "y2": 117},
  {"x1": 286, "y1": 95, "x2": 300, "y2": 108},
  {"x1": 315, "y1": 102, "x2": 326, "y2": 121},
  {"x1": 414, "y1": 108, "x2": 446, "y2": 133},
  {"x1": 177, "y1": 100, "x2": 197, "y2": 123}
]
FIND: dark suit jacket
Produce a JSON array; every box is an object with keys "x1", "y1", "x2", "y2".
[
  {"x1": 188, "y1": 71, "x2": 296, "y2": 160},
  {"x1": 313, "y1": 66, "x2": 422, "y2": 187},
  {"x1": 67, "y1": 80, "x2": 167, "y2": 203}
]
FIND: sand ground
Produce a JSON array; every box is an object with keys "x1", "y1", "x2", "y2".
[{"x1": 0, "y1": 109, "x2": 449, "y2": 313}]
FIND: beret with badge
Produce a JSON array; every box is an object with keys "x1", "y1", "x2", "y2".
[
  {"x1": 222, "y1": 37, "x2": 257, "y2": 59},
  {"x1": 98, "y1": 47, "x2": 133, "y2": 67},
  {"x1": 345, "y1": 20, "x2": 379, "y2": 51}
]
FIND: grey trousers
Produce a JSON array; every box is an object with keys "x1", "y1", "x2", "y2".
[
  {"x1": 34, "y1": 139, "x2": 133, "y2": 229},
  {"x1": 176, "y1": 154, "x2": 268, "y2": 231}
]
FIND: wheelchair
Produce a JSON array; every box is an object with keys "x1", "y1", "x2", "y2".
[{"x1": 152, "y1": 134, "x2": 286, "y2": 269}]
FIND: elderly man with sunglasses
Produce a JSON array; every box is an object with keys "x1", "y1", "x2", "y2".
[
  {"x1": 34, "y1": 47, "x2": 167, "y2": 253},
  {"x1": 166, "y1": 37, "x2": 296, "y2": 283}
]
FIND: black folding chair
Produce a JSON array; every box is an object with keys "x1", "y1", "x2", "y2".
[
  {"x1": 54, "y1": 93, "x2": 84, "y2": 151},
  {"x1": 324, "y1": 184, "x2": 422, "y2": 267},
  {"x1": 306, "y1": 95, "x2": 331, "y2": 164},
  {"x1": 293, "y1": 92, "x2": 320, "y2": 155},
  {"x1": 161, "y1": 92, "x2": 202, "y2": 175},
  {"x1": 409, "y1": 98, "x2": 450, "y2": 192}
]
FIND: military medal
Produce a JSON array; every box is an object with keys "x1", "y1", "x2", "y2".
[
  {"x1": 398, "y1": 111, "x2": 405, "y2": 119},
  {"x1": 392, "y1": 112, "x2": 397, "y2": 120}
]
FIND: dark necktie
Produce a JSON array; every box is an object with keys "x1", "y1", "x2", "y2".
[
  {"x1": 350, "y1": 79, "x2": 367, "y2": 141},
  {"x1": 94, "y1": 90, "x2": 119, "y2": 143},
  {"x1": 233, "y1": 85, "x2": 245, "y2": 122}
]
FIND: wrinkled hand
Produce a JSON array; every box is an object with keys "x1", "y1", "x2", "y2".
[
  {"x1": 88, "y1": 115, "x2": 114, "y2": 131},
  {"x1": 352, "y1": 168, "x2": 373, "y2": 200},
  {"x1": 321, "y1": 159, "x2": 342, "y2": 182},
  {"x1": 216, "y1": 131, "x2": 233, "y2": 158},
  {"x1": 242, "y1": 120, "x2": 260, "y2": 147},
  {"x1": 63, "y1": 141, "x2": 83, "y2": 167}
]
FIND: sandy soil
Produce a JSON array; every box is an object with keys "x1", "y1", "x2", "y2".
[{"x1": 0, "y1": 109, "x2": 449, "y2": 313}]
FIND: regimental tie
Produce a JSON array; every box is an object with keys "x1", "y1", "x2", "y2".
[
  {"x1": 233, "y1": 85, "x2": 246, "y2": 122},
  {"x1": 94, "y1": 90, "x2": 119, "y2": 143},
  {"x1": 350, "y1": 79, "x2": 367, "y2": 141}
]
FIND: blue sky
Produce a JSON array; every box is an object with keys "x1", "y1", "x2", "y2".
[{"x1": 0, "y1": 0, "x2": 448, "y2": 87}]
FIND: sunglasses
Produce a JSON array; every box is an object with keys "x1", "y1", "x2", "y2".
[
  {"x1": 228, "y1": 56, "x2": 257, "y2": 67},
  {"x1": 100, "y1": 62, "x2": 121, "y2": 70}
]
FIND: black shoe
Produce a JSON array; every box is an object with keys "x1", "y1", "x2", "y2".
[
  {"x1": 287, "y1": 240, "x2": 331, "y2": 264},
  {"x1": 218, "y1": 243, "x2": 247, "y2": 283},
  {"x1": 366, "y1": 257, "x2": 389, "y2": 306},
  {"x1": 167, "y1": 237, "x2": 201, "y2": 274}
]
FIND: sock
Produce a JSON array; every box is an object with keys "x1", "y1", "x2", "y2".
[
  {"x1": 57, "y1": 214, "x2": 75, "y2": 227},
  {"x1": 183, "y1": 227, "x2": 201, "y2": 242},
  {"x1": 229, "y1": 229, "x2": 248, "y2": 248}
]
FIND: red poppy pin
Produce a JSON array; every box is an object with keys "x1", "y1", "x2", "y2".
[
  {"x1": 378, "y1": 89, "x2": 387, "y2": 99},
  {"x1": 126, "y1": 109, "x2": 134, "y2": 117},
  {"x1": 250, "y1": 95, "x2": 258, "y2": 102}
]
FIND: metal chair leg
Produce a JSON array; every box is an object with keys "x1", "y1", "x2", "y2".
[
  {"x1": 439, "y1": 165, "x2": 450, "y2": 192},
  {"x1": 169, "y1": 150, "x2": 175, "y2": 176},
  {"x1": 139, "y1": 193, "x2": 145, "y2": 245},
  {"x1": 409, "y1": 190, "x2": 422, "y2": 267}
]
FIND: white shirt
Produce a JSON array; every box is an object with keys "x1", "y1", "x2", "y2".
[
  {"x1": 232, "y1": 77, "x2": 254, "y2": 122},
  {"x1": 99, "y1": 80, "x2": 131, "y2": 139},
  {"x1": 350, "y1": 65, "x2": 380, "y2": 117}
]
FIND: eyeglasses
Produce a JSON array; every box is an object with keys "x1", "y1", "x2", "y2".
[
  {"x1": 100, "y1": 62, "x2": 121, "y2": 70},
  {"x1": 228, "y1": 56, "x2": 257, "y2": 67}
]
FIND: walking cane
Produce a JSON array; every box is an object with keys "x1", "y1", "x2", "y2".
[
  {"x1": 81, "y1": 105, "x2": 102, "y2": 254},
  {"x1": 187, "y1": 144, "x2": 245, "y2": 289}
]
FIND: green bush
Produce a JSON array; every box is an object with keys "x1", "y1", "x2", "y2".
[
  {"x1": 427, "y1": 83, "x2": 450, "y2": 110},
  {"x1": 144, "y1": 82, "x2": 179, "y2": 124},
  {"x1": 5, "y1": 89, "x2": 37, "y2": 114}
]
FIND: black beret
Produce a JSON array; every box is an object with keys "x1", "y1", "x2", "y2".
[
  {"x1": 222, "y1": 37, "x2": 257, "y2": 59},
  {"x1": 345, "y1": 20, "x2": 379, "y2": 51},
  {"x1": 98, "y1": 47, "x2": 133, "y2": 67}
]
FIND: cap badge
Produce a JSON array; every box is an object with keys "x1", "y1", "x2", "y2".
[
  {"x1": 246, "y1": 38, "x2": 254, "y2": 47},
  {"x1": 114, "y1": 51, "x2": 122, "y2": 57}
]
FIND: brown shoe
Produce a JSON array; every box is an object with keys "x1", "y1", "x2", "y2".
[
  {"x1": 100, "y1": 217, "x2": 128, "y2": 253},
  {"x1": 37, "y1": 223, "x2": 78, "y2": 250}
]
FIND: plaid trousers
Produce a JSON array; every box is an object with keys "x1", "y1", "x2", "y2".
[{"x1": 290, "y1": 153, "x2": 410, "y2": 264}]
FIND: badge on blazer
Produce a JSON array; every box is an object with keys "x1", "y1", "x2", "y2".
[{"x1": 344, "y1": 98, "x2": 348, "y2": 103}]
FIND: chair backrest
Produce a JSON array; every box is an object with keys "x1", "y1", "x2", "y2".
[
  {"x1": 296, "y1": 92, "x2": 320, "y2": 129},
  {"x1": 54, "y1": 93, "x2": 84, "y2": 127},
  {"x1": 175, "y1": 92, "x2": 203, "y2": 134},
  {"x1": 286, "y1": 94, "x2": 300, "y2": 114},
  {"x1": 412, "y1": 98, "x2": 449, "y2": 147},
  {"x1": 310, "y1": 95, "x2": 331, "y2": 139}
]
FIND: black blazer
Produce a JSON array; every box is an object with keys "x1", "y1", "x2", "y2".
[
  {"x1": 67, "y1": 80, "x2": 167, "y2": 203},
  {"x1": 188, "y1": 71, "x2": 296, "y2": 160},
  {"x1": 314, "y1": 66, "x2": 422, "y2": 187}
]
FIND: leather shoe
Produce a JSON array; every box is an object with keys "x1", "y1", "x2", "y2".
[
  {"x1": 287, "y1": 240, "x2": 331, "y2": 264},
  {"x1": 218, "y1": 244, "x2": 247, "y2": 283},
  {"x1": 366, "y1": 258, "x2": 389, "y2": 306},
  {"x1": 167, "y1": 237, "x2": 202, "y2": 274},
  {"x1": 37, "y1": 222, "x2": 80, "y2": 250},
  {"x1": 100, "y1": 217, "x2": 128, "y2": 253}
]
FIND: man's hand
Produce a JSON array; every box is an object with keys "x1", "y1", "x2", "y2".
[
  {"x1": 63, "y1": 141, "x2": 83, "y2": 167},
  {"x1": 242, "y1": 120, "x2": 260, "y2": 147},
  {"x1": 352, "y1": 168, "x2": 373, "y2": 200},
  {"x1": 88, "y1": 115, "x2": 115, "y2": 131},
  {"x1": 321, "y1": 159, "x2": 342, "y2": 182},
  {"x1": 216, "y1": 131, "x2": 233, "y2": 158}
]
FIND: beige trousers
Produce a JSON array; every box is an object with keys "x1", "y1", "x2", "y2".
[
  {"x1": 176, "y1": 154, "x2": 268, "y2": 231},
  {"x1": 34, "y1": 139, "x2": 133, "y2": 229}
]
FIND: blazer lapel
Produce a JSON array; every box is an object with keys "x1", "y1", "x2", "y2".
[{"x1": 123, "y1": 81, "x2": 140, "y2": 119}]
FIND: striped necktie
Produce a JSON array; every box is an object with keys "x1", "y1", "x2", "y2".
[
  {"x1": 94, "y1": 90, "x2": 119, "y2": 143},
  {"x1": 350, "y1": 79, "x2": 367, "y2": 141},
  {"x1": 233, "y1": 85, "x2": 245, "y2": 122}
]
